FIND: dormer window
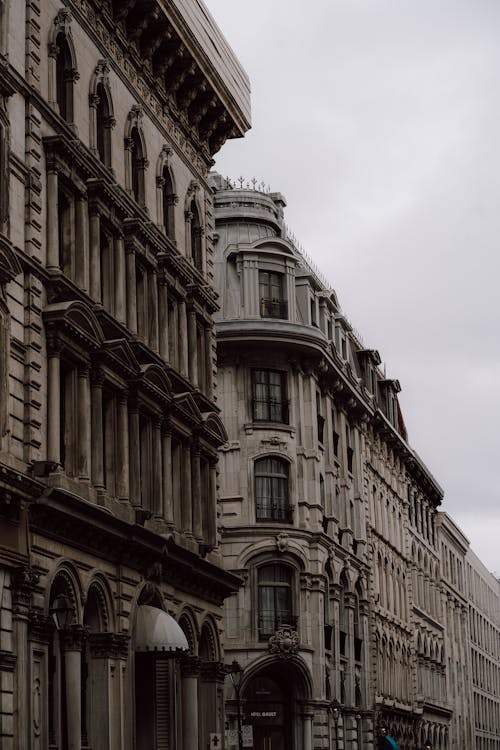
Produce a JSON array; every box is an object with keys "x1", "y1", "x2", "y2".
[{"x1": 259, "y1": 271, "x2": 287, "y2": 319}]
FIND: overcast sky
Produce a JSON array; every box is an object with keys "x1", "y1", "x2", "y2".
[{"x1": 205, "y1": 0, "x2": 500, "y2": 576}]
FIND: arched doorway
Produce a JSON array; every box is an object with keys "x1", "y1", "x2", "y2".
[
  {"x1": 245, "y1": 673, "x2": 287, "y2": 750},
  {"x1": 241, "y1": 659, "x2": 311, "y2": 750}
]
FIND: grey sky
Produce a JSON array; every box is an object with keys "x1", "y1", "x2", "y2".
[{"x1": 205, "y1": 0, "x2": 500, "y2": 574}]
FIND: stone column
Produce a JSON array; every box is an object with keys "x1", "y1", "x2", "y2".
[
  {"x1": 171, "y1": 298, "x2": 179, "y2": 369},
  {"x1": 114, "y1": 233, "x2": 126, "y2": 324},
  {"x1": 178, "y1": 299, "x2": 188, "y2": 378},
  {"x1": 208, "y1": 460, "x2": 217, "y2": 548},
  {"x1": 302, "y1": 712, "x2": 313, "y2": 750},
  {"x1": 90, "y1": 368, "x2": 104, "y2": 490},
  {"x1": 126, "y1": 247, "x2": 137, "y2": 334},
  {"x1": 89, "y1": 205, "x2": 101, "y2": 303},
  {"x1": 158, "y1": 276, "x2": 169, "y2": 362},
  {"x1": 12, "y1": 567, "x2": 40, "y2": 750},
  {"x1": 128, "y1": 398, "x2": 140, "y2": 506},
  {"x1": 188, "y1": 306, "x2": 198, "y2": 387},
  {"x1": 75, "y1": 193, "x2": 89, "y2": 291},
  {"x1": 87, "y1": 633, "x2": 130, "y2": 750},
  {"x1": 191, "y1": 442, "x2": 202, "y2": 541},
  {"x1": 184, "y1": 210, "x2": 193, "y2": 259},
  {"x1": 182, "y1": 441, "x2": 192, "y2": 536},
  {"x1": 181, "y1": 657, "x2": 200, "y2": 750},
  {"x1": 152, "y1": 417, "x2": 162, "y2": 518},
  {"x1": 77, "y1": 365, "x2": 91, "y2": 481},
  {"x1": 60, "y1": 627, "x2": 86, "y2": 750},
  {"x1": 162, "y1": 422, "x2": 173, "y2": 527},
  {"x1": 47, "y1": 337, "x2": 61, "y2": 465},
  {"x1": 149, "y1": 270, "x2": 159, "y2": 353},
  {"x1": 204, "y1": 323, "x2": 213, "y2": 399},
  {"x1": 116, "y1": 392, "x2": 129, "y2": 500},
  {"x1": 46, "y1": 167, "x2": 59, "y2": 269}
]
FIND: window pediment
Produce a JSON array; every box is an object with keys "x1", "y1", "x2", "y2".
[
  {"x1": 43, "y1": 300, "x2": 103, "y2": 349},
  {"x1": 0, "y1": 237, "x2": 21, "y2": 284},
  {"x1": 102, "y1": 339, "x2": 140, "y2": 377},
  {"x1": 139, "y1": 363, "x2": 172, "y2": 401},
  {"x1": 171, "y1": 392, "x2": 202, "y2": 425},
  {"x1": 201, "y1": 412, "x2": 228, "y2": 446}
]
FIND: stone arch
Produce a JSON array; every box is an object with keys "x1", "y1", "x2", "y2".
[
  {"x1": 48, "y1": 9, "x2": 79, "y2": 123},
  {"x1": 124, "y1": 105, "x2": 148, "y2": 208},
  {"x1": 89, "y1": 59, "x2": 115, "y2": 167},
  {"x1": 84, "y1": 572, "x2": 114, "y2": 632},
  {"x1": 47, "y1": 560, "x2": 83, "y2": 623},
  {"x1": 178, "y1": 609, "x2": 198, "y2": 655},
  {"x1": 184, "y1": 180, "x2": 204, "y2": 272},
  {"x1": 198, "y1": 617, "x2": 219, "y2": 662},
  {"x1": 242, "y1": 653, "x2": 313, "y2": 702}
]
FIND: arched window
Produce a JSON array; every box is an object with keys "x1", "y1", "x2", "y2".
[
  {"x1": 96, "y1": 82, "x2": 112, "y2": 165},
  {"x1": 125, "y1": 106, "x2": 147, "y2": 208},
  {"x1": 131, "y1": 127, "x2": 144, "y2": 205},
  {"x1": 49, "y1": 10, "x2": 78, "y2": 124},
  {"x1": 89, "y1": 60, "x2": 115, "y2": 167},
  {"x1": 189, "y1": 198, "x2": 203, "y2": 271},
  {"x1": 56, "y1": 34, "x2": 74, "y2": 121},
  {"x1": 162, "y1": 166, "x2": 176, "y2": 240},
  {"x1": 254, "y1": 456, "x2": 290, "y2": 522},
  {"x1": 258, "y1": 564, "x2": 293, "y2": 639}
]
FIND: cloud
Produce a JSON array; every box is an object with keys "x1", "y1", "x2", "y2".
[{"x1": 206, "y1": 0, "x2": 500, "y2": 573}]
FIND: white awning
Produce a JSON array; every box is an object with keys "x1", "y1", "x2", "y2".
[{"x1": 135, "y1": 605, "x2": 189, "y2": 654}]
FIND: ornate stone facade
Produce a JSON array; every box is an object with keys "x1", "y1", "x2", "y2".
[
  {"x1": 0, "y1": 2, "x2": 249, "y2": 749},
  {"x1": 212, "y1": 174, "x2": 499, "y2": 750}
]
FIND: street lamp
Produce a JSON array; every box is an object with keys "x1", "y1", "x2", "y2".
[
  {"x1": 329, "y1": 699, "x2": 342, "y2": 749},
  {"x1": 228, "y1": 660, "x2": 243, "y2": 750},
  {"x1": 50, "y1": 593, "x2": 74, "y2": 630},
  {"x1": 424, "y1": 742, "x2": 432, "y2": 750},
  {"x1": 49, "y1": 593, "x2": 74, "y2": 750}
]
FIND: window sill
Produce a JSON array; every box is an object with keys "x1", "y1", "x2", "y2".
[{"x1": 244, "y1": 422, "x2": 295, "y2": 437}]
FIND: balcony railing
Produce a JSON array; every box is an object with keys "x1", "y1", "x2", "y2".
[
  {"x1": 260, "y1": 298, "x2": 288, "y2": 319},
  {"x1": 256, "y1": 503, "x2": 293, "y2": 523},
  {"x1": 252, "y1": 397, "x2": 289, "y2": 424},
  {"x1": 258, "y1": 611, "x2": 298, "y2": 639}
]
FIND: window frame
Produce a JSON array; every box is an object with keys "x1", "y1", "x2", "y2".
[
  {"x1": 257, "y1": 563, "x2": 294, "y2": 640},
  {"x1": 251, "y1": 368, "x2": 289, "y2": 424},
  {"x1": 254, "y1": 456, "x2": 292, "y2": 524},
  {"x1": 259, "y1": 270, "x2": 287, "y2": 319}
]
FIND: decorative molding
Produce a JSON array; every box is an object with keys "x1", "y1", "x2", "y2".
[{"x1": 268, "y1": 626, "x2": 299, "y2": 658}]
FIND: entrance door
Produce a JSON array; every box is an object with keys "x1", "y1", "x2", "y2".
[{"x1": 254, "y1": 727, "x2": 285, "y2": 750}]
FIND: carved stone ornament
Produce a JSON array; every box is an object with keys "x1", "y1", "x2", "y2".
[
  {"x1": 268, "y1": 626, "x2": 299, "y2": 658},
  {"x1": 276, "y1": 532, "x2": 289, "y2": 553}
]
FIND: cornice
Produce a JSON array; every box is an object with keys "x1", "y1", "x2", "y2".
[{"x1": 29, "y1": 486, "x2": 241, "y2": 604}]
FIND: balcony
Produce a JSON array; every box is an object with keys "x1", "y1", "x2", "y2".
[{"x1": 256, "y1": 503, "x2": 293, "y2": 523}]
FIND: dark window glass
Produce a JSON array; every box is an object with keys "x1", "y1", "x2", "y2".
[
  {"x1": 252, "y1": 369, "x2": 288, "y2": 423},
  {"x1": 259, "y1": 271, "x2": 287, "y2": 319},
  {"x1": 255, "y1": 457, "x2": 291, "y2": 523},
  {"x1": 258, "y1": 564, "x2": 293, "y2": 638}
]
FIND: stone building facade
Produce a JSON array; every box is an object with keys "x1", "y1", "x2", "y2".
[
  {"x1": 0, "y1": 2, "x2": 249, "y2": 749},
  {"x1": 212, "y1": 175, "x2": 499, "y2": 750},
  {"x1": 465, "y1": 549, "x2": 500, "y2": 750}
]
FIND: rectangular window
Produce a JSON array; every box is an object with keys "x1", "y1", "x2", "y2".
[
  {"x1": 252, "y1": 369, "x2": 288, "y2": 423},
  {"x1": 255, "y1": 457, "x2": 291, "y2": 522},
  {"x1": 258, "y1": 565, "x2": 293, "y2": 639},
  {"x1": 316, "y1": 391, "x2": 324, "y2": 443},
  {"x1": 346, "y1": 424, "x2": 354, "y2": 473},
  {"x1": 332, "y1": 408, "x2": 340, "y2": 458},
  {"x1": 259, "y1": 271, "x2": 287, "y2": 319}
]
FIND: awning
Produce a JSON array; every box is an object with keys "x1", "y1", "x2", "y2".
[
  {"x1": 380, "y1": 737, "x2": 400, "y2": 750},
  {"x1": 135, "y1": 605, "x2": 189, "y2": 654}
]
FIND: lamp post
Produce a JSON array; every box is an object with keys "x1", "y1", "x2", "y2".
[
  {"x1": 50, "y1": 593, "x2": 75, "y2": 750},
  {"x1": 424, "y1": 742, "x2": 432, "y2": 750},
  {"x1": 329, "y1": 699, "x2": 342, "y2": 749},
  {"x1": 228, "y1": 659, "x2": 243, "y2": 750}
]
